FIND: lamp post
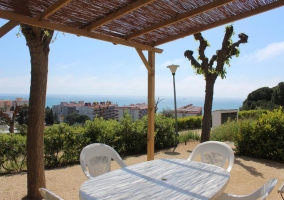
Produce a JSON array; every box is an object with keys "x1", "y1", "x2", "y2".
[{"x1": 167, "y1": 64, "x2": 179, "y2": 137}]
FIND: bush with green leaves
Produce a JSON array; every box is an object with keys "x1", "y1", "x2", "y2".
[
  {"x1": 116, "y1": 114, "x2": 147, "y2": 155},
  {"x1": 154, "y1": 114, "x2": 179, "y2": 149},
  {"x1": 44, "y1": 123, "x2": 90, "y2": 167},
  {"x1": 83, "y1": 118, "x2": 120, "y2": 146},
  {"x1": 179, "y1": 130, "x2": 200, "y2": 144},
  {"x1": 210, "y1": 120, "x2": 239, "y2": 142},
  {"x1": 0, "y1": 133, "x2": 26, "y2": 173},
  {"x1": 177, "y1": 116, "x2": 202, "y2": 130},
  {"x1": 44, "y1": 123, "x2": 68, "y2": 167},
  {"x1": 234, "y1": 108, "x2": 284, "y2": 162},
  {"x1": 0, "y1": 113, "x2": 183, "y2": 174},
  {"x1": 238, "y1": 109, "x2": 268, "y2": 120}
]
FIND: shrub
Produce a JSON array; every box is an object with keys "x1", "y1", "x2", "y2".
[
  {"x1": 177, "y1": 116, "x2": 202, "y2": 130},
  {"x1": 154, "y1": 114, "x2": 178, "y2": 149},
  {"x1": 238, "y1": 109, "x2": 267, "y2": 120},
  {"x1": 179, "y1": 130, "x2": 200, "y2": 144},
  {"x1": 0, "y1": 133, "x2": 26, "y2": 173},
  {"x1": 210, "y1": 120, "x2": 239, "y2": 142},
  {"x1": 117, "y1": 114, "x2": 147, "y2": 155},
  {"x1": 234, "y1": 108, "x2": 284, "y2": 162},
  {"x1": 44, "y1": 123, "x2": 68, "y2": 167}
]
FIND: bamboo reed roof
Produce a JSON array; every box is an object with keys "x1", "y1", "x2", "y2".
[{"x1": 0, "y1": 0, "x2": 283, "y2": 53}]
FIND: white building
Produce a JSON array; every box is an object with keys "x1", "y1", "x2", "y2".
[
  {"x1": 212, "y1": 109, "x2": 238, "y2": 127},
  {"x1": 116, "y1": 103, "x2": 148, "y2": 121},
  {"x1": 173, "y1": 104, "x2": 202, "y2": 118},
  {"x1": 13, "y1": 98, "x2": 29, "y2": 107},
  {"x1": 53, "y1": 101, "x2": 85, "y2": 123},
  {"x1": 0, "y1": 97, "x2": 29, "y2": 111},
  {"x1": 53, "y1": 101, "x2": 118, "y2": 122}
]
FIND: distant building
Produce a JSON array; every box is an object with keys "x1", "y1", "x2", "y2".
[
  {"x1": 0, "y1": 97, "x2": 29, "y2": 112},
  {"x1": 212, "y1": 109, "x2": 238, "y2": 127},
  {"x1": 92, "y1": 101, "x2": 118, "y2": 120},
  {"x1": 53, "y1": 101, "x2": 118, "y2": 122},
  {"x1": 13, "y1": 98, "x2": 29, "y2": 107},
  {"x1": 173, "y1": 104, "x2": 202, "y2": 117},
  {"x1": 116, "y1": 103, "x2": 148, "y2": 121},
  {"x1": 0, "y1": 100, "x2": 12, "y2": 111},
  {"x1": 53, "y1": 101, "x2": 85, "y2": 123}
]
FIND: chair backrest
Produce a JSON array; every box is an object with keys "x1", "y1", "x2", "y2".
[
  {"x1": 187, "y1": 141, "x2": 234, "y2": 172},
  {"x1": 80, "y1": 143, "x2": 127, "y2": 178},
  {"x1": 38, "y1": 188, "x2": 63, "y2": 200},
  {"x1": 217, "y1": 178, "x2": 278, "y2": 200}
]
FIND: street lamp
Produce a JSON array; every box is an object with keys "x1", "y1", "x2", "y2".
[{"x1": 167, "y1": 64, "x2": 179, "y2": 137}]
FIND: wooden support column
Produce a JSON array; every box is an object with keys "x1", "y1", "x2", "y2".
[
  {"x1": 135, "y1": 48, "x2": 156, "y2": 161},
  {"x1": 147, "y1": 51, "x2": 155, "y2": 160}
]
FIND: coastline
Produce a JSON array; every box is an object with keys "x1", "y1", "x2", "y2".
[{"x1": 0, "y1": 94, "x2": 244, "y2": 112}]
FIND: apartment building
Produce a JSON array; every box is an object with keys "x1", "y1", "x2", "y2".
[
  {"x1": 78, "y1": 101, "x2": 118, "y2": 120},
  {"x1": 0, "y1": 100, "x2": 12, "y2": 111},
  {"x1": 92, "y1": 101, "x2": 117, "y2": 120},
  {"x1": 116, "y1": 103, "x2": 148, "y2": 121},
  {"x1": 53, "y1": 101, "x2": 85, "y2": 122},
  {"x1": 53, "y1": 101, "x2": 118, "y2": 122},
  {"x1": 174, "y1": 104, "x2": 202, "y2": 117},
  {"x1": 13, "y1": 98, "x2": 29, "y2": 107},
  {"x1": 0, "y1": 97, "x2": 29, "y2": 112}
]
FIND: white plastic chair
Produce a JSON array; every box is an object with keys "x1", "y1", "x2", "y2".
[
  {"x1": 187, "y1": 141, "x2": 234, "y2": 172},
  {"x1": 278, "y1": 181, "x2": 284, "y2": 199},
  {"x1": 38, "y1": 188, "x2": 63, "y2": 200},
  {"x1": 217, "y1": 178, "x2": 278, "y2": 200},
  {"x1": 80, "y1": 143, "x2": 127, "y2": 179}
]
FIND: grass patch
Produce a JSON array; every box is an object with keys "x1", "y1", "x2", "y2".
[{"x1": 179, "y1": 130, "x2": 200, "y2": 144}]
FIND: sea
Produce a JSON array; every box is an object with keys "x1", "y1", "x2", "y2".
[{"x1": 0, "y1": 94, "x2": 244, "y2": 112}]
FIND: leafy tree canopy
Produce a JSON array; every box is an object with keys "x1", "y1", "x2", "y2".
[
  {"x1": 240, "y1": 82, "x2": 284, "y2": 110},
  {"x1": 66, "y1": 113, "x2": 90, "y2": 125}
]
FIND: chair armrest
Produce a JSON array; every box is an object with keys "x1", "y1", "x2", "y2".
[{"x1": 278, "y1": 182, "x2": 284, "y2": 194}]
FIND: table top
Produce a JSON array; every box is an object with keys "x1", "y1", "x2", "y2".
[{"x1": 79, "y1": 159, "x2": 230, "y2": 200}]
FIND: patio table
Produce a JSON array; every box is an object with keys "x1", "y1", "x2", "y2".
[{"x1": 79, "y1": 158, "x2": 230, "y2": 200}]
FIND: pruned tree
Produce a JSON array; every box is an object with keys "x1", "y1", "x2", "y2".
[
  {"x1": 184, "y1": 25, "x2": 248, "y2": 142},
  {"x1": 0, "y1": 105, "x2": 22, "y2": 133},
  {"x1": 21, "y1": 24, "x2": 54, "y2": 199}
]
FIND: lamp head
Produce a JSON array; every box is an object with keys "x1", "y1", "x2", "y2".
[{"x1": 167, "y1": 64, "x2": 179, "y2": 74}]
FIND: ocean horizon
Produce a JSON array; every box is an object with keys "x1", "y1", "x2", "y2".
[{"x1": 0, "y1": 94, "x2": 245, "y2": 112}]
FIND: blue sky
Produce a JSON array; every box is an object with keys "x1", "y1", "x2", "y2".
[{"x1": 0, "y1": 6, "x2": 284, "y2": 100}]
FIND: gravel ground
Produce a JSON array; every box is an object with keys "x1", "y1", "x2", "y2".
[{"x1": 1, "y1": 141, "x2": 283, "y2": 200}]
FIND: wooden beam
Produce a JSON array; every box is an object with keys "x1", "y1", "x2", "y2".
[
  {"x1": 85, "y1": 0, "x2": 155, "y2": 31},
  {"x1": 0, "y1": 10, "x2": 163, "y2": 53},
  {"x1": 126, "y1": 0, "x2": 233, "y2": 40},
  {"x1": 154, "y1": 0, "x2": 284, "y2": 46},
  {"x1": 38, "y1": 0, "x2": 73, "y2": 20},
  {"x1": 0, "y1": 20, "x2": 19, "y2": 38},
  {"x1": 147, "y1": 50, "x2": 155, "y2": 161},
  {"x1": 136, "y1": 48, "x2": 150, "y2": 71}
]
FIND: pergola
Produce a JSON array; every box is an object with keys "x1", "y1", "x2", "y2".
[{"x1": 0, "y1": 0, "x2": 283, "y2": 160}]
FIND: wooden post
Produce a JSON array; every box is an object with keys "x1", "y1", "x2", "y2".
[
  {"x1": 147, "y1": 51, "x2": 155, "y2": 160},
  {"x1": 135, "y1": 48, "x2": 156, "y2": 161}
]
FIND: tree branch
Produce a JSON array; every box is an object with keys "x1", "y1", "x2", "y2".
[
  {"x1": 194, "y1": 32, "x2": 209, "y2": 63},
  {"x1": 184, "y1": 50, "x2": 201, "y2": 69}
]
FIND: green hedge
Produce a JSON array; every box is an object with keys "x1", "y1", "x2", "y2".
[
  {"x1": 0, "y1": 134, "x2": 26, "y2": 173},
  {"x1": 177, "y1": 116, "x2": 202, "y2": 130},
  {"x1": 0, "y1": 113, "x2": 179, "y2": 174},
  {"x1": 238, "y1": 109, "x2": 268, "y2": 120},
  {"x1": 234, "y1": 108, "x2": 284, "y2": 162}
]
